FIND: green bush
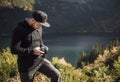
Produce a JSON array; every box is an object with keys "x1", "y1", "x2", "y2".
[
  {"x1": 1, "y1": 45, "x2": 120, "y2": 82},
  {"x1": 77, "y1": 44, "x2": 103, "y2": 68},
  {"x1": 51, "y1": 57, "x2": 89, "y2": 82},
  {"x1": 113, "y1": 55, "x2": 120, "y2": 81},
  {"x1": 76, "y1": 40, "x2": 120, "y2": 82},
  {"x1": 0, "y1": 47, "x2": 18, "y2": 82}
]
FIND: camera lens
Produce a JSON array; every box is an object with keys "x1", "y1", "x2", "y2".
[{"x1": 40, "y1": 47, "x2": 46, "y2": 52}]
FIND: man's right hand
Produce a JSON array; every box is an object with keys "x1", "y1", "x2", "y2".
[{"x1": 33, "y1": 47, "x2": 45, "y2": 56}]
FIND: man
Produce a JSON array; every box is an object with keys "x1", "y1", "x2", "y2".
[{"x1": 11, "y1": 10, "x2": 61, "y2": 82}]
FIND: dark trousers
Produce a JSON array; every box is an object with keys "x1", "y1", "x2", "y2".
[{"x1": 19, "y1": 59, "x2": 61, "y2": 82}]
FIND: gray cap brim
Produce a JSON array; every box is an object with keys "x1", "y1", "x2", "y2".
[{"x1": 40, "y1": 22, "x2": 50, "y2": 27}]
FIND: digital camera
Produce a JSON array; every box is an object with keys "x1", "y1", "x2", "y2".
[{"x1": 40, "y1": 47, "x2": 46, "y2": 52}]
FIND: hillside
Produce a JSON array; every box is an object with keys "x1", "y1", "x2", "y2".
[
  {"x1": 0, "y1": 0, "x2": 120, "y2": 37},
  {"x1": 35, "y1": 0, "x2": 120, "y2": 34}
]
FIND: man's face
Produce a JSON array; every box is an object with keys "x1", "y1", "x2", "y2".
[
  {"x1": 31, "y1": 19, "x2": 42, "y2": 30},
  {"x1": 32, "y1": 21, "x2": 42, "y2": 30}
]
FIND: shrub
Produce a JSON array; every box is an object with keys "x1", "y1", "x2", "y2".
[
  {"x1": 77, "y1": 44, "x2": 103, "y2": 68},
  {"x1": 0, "y1": 47, "x2": 18, "y2": 82},
  {"x1": 76, "y1": 40, "x2": 120, "y2": 82},
  {"x1": 1, "y1": 43, "x2": 120, "y2": 82},
  {"x1": 51, "y1": 57, "x2": 89, "y2": 82},
  {"x1": 113, "y1": 55, "x2": 120, "y2": 81}
]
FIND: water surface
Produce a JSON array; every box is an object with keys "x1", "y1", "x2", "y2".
[{"x1": 0, "y1": 33, "x2": 118, "y2": 66}]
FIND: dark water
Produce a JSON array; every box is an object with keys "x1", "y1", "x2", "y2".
[{"x1": 0, "y1": 33, "x2": 118, "y2": 66}]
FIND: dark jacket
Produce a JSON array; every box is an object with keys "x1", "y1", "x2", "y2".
[{"x1": 11, "y1": 20, "x2": 46, "y2": 72}]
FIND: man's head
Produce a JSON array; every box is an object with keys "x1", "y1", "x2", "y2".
[
  {"x1": 27, "y1": 10, "x2": 50, "y2": 30},
  {"x1": 32, "y1": 10, "x2": 50, "y2": 28}
]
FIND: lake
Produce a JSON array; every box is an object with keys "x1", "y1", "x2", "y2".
[{"x1": 0, "y1": 33, "x2": 119, "y2": 66}]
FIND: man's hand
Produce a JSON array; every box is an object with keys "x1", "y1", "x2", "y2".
[{"x1": 33, "y1": 47, "x2": 45, "y2": 56}]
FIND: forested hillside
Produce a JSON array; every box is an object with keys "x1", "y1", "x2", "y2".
[
  {"x1": 0, "y1": 0, "x2": 120, "y2": 37},
  {"x1": 35, "y1": 0, "x2": 120, "y2": 34}
]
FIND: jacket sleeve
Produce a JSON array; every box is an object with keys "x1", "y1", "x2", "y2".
[
  {"x1": 38, "y1": 28, "x2": 44, "y2": 47},
  {"x1": 40, "y1": 36, "x2": 45, "y2": 47},
  {"x1": 39, "y1": 28, "x2": 49, "y2": 54},
  {"x1": 11, "y1": 26, "x2": 33, "y2": 56}
]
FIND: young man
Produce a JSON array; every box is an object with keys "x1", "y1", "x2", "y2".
[{"x1": 11, "y1": 10, "x2": 61, "y2": 82}]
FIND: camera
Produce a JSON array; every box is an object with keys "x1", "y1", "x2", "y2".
[
  {"x1": 40, "y1": 46, "x2": 49, "y2": 54},
  {"x1": 40, "y1": 46, "x2": 49, "y2": 58},
  {"x1": 40, "y1": 47, "x2": 46, "y2": 52}
]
